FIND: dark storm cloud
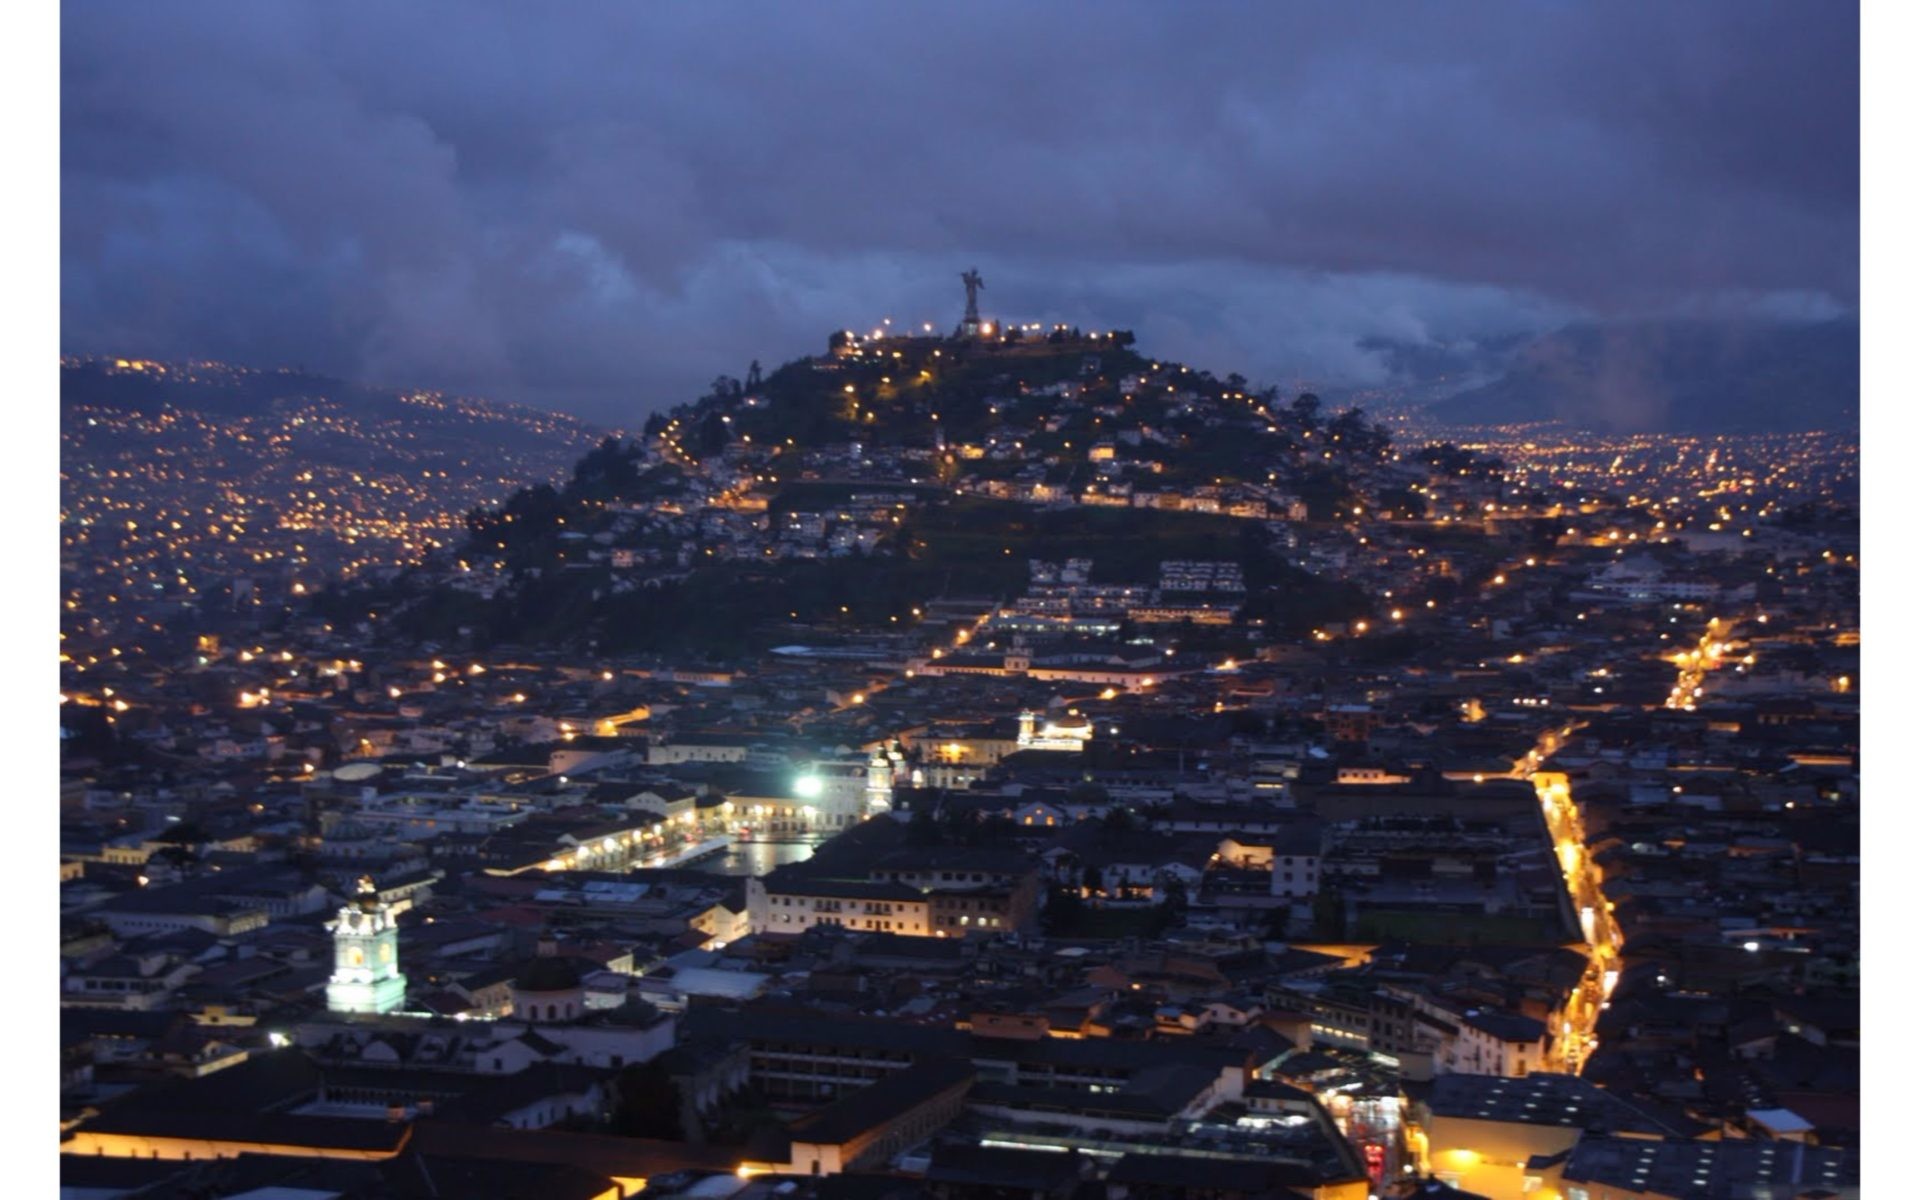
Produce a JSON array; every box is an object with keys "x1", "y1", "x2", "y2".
[{"x1": 61, "y1": 1, "x2": 1858, "y2": 424}]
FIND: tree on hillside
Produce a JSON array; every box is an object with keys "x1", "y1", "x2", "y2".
[
  {"x1": 695, "y1": 412, "x2": 730, "y2": 458},
  {"x1": 569, "y1": 436, "x2": 643, "y2": 501},
  {"x1": 151, "y1": 821, "x2": 209, "y2": 872},
  {"x1": 1067, "y1": 782, "x2": 1111, "y2": 808},
  {"x1": 1418, "y1": 442, "x2": 1504, "y2": 479},
  {"x1": 1312, "y1": 887, "x2": 1347, "y2": 941},
  {"x1": 1376, "y1": 485, "x2": 1428, "y2": 520},
  {"x1": 465, "y1": 482, "x2": 569, "y2": 562},
  {"x1": 1329, "y1": 406, "x2": 1369, "y2": 447},
  {"x1": 1043, "y1": 886, "x2": 1088, "y2": 933}
]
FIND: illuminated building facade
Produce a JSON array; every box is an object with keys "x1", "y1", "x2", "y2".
[{"x1": 326, "y1": 877, "x2": 407, "y2": 1014}]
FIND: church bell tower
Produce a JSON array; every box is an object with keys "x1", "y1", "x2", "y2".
[
  {"x1": 327, "y1": 876, "x2": 407, "y2": 1014},
  {"x1": 865, "y1": 747, "x2": 895, "y2": 815}
]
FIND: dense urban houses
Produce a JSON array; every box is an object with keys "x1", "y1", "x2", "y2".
[{"x1": 61, "y1": 315, "x2": 1860, "y2": 1199}]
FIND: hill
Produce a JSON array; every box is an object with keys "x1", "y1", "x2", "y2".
[
  {"x1": 316, "y1": 328, "x2": 1409, "y2": 660},
  {"x1": 1423, "y1": 318, "x2": 1859, "y2": 434}
]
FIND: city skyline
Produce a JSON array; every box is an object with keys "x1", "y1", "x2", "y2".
[{"x1": 44, "y1": 6, "x2": 1878, "y2": 1198}]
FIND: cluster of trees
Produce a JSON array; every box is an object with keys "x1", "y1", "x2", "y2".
[
  {"x1": 906, "y1": 806, "x2": 1021, "y2": 848},
  {"x1": 1272, "y1": 393, "x2": 1394, "y2": 460},
  {"x1": 464, "y1": 481, "x2": 568, "y2": 558},
  {"x1": 567, "y1": 436, "x2": 647, "y2": 500},
  {"x1": 1235, "y1": 565, "x2": 1373, "y2": 638},
  {"x1": 462, "y1": 435, "x2": 696, "y2": 571},
  {"x1": 1416, "y1": 441, "x2": 1506, "y2": 479},
  {"x1": 1374, "y1": 484, "x2": 1429, "y2": 519},
  {"x1": 1773, "y1": 500, "x2": 1859, "y2": 530}
]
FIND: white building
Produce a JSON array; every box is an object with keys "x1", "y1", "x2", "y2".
[{"x1": 326, "y1": 877, "x2": 407, "y2": 1014}]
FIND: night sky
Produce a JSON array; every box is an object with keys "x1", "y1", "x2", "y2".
[{"x1": 61, "y1": 3, "x2": 1859, "y2": 426}]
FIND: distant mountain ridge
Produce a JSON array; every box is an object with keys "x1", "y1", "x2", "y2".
[
  {"x1": 1422, "y1": 318, "x2": 1859, "y2": 434},
  {"x1": 59, "y1": 356, "x2": 583, "y2": 429}
]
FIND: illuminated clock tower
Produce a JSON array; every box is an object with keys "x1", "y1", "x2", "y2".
[{"x1": 326, "y1": 876, "x2": 406, "y2": 1014}]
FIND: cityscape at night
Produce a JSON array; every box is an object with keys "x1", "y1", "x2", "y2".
[{"x1": 47, "y1": 6, "x2": 1871, "y2": 1200}]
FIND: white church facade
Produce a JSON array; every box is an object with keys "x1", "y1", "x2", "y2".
[{"x1": 326, "y1": 876, "x2": 407, "y2": 1014}]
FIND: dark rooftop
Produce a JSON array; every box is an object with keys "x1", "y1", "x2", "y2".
[
  {"x1": 788, "y1": 1057, "x2": 974, "y2": 1145},
  {"x1": 1425, "y1": 1072, "x2": 1694, "y2": 1137}
]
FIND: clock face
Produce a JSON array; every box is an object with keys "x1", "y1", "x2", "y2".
[
  {"x1": 348, "y1": 947, "x2": 364, "y2": 967},
  {"x1": 380, "y1": 943, "x2": 393, "y2": 963}
]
